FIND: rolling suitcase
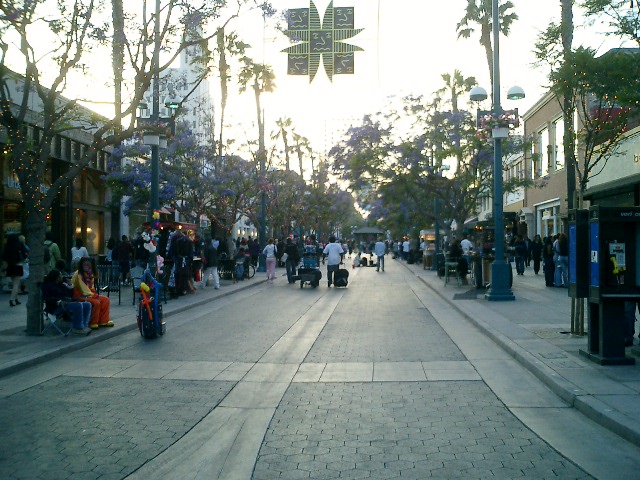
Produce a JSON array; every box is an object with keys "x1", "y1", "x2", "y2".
[{"x1": 334, "y1": 268, "x2": 349, "y2": 287}]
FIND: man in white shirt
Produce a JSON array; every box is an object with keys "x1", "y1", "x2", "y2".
[
  {"x1": 323, "y1": 236, "x2": 344, "y2": 287},
  {"x1": 460, "y1": 235, "x2": 473, "y2": 256},
  {"x1": 402, "y1": 237, "x2": 410, "y2": 261},
  {"x1": 374, "y1": 238, "x2": 386, "y2": 272}
]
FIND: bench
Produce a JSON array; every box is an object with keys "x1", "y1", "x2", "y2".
[{"x1": 96, "y1": 264, "x2": 121, "y2": 305}]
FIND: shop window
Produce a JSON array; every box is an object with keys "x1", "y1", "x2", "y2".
[
  {"x1": 85, "y1": 173, "x2": 102, "y2": 204},
  {"x1": 539, "y1": 127, "x2": 549, "y2": 177},
  {"x1": 553, "y1": 118, "x2": 565, "y2": 171}
]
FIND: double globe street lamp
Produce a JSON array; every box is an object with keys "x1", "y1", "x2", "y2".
[{"x1": 469, "y1": 0, "x2": 525, "y2": 301}]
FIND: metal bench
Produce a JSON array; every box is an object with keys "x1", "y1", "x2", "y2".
[{"x1": 96, "y1": 264, "x2": 121, "y2": 305}]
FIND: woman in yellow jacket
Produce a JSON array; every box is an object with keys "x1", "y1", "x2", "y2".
[{"x1": 72, "y1": 257, "x2": 113, "y2": 329}]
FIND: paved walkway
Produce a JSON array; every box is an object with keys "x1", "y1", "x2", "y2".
[{"x1": 1, "y1": 258, "x2": 639, "y2": 454}]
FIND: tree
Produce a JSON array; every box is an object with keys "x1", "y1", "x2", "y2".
[
  {"x1": 456, "y1": 0, "x2": 518, "y2": 93},
  {"x1": 0, "y1": 0, "x2": 225, "y2": 334},
  {"x1": 551, "y1": 48, "x2": 640, "y2": 205},
  {"x1": 271, "y1": 116, "x2": 293, "y2": 171}
]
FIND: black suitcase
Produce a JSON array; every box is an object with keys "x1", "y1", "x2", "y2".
[{"x1": 334, "y1": 268, "x2": 349, "y2": 287}]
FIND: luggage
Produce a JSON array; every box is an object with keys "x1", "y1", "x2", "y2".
[
  {"x1": 334, "y1": 268, "x2": 349, "y2": 287},
  {"x1": 298, "y1": 267, "x2": 322, "y2": 288}
]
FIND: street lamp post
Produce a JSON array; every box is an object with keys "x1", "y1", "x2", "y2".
[
  {"x1": 469, "y1": 0, "x2": 524, "y2": 301},
  {"x1": 432, "y1": 165, "x2": 449, "y2": 273}
]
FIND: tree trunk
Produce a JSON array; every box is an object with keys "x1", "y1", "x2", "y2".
[
  {"x1": 217, "y1": 28, "x2": 228, "y2": 171},
  {"x1": 24, "y1": 211, "x2": 48, "y2": 335}
]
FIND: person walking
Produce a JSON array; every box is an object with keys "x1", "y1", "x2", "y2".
[
  {"x1": 2, "y1": 233, "x2": 28, "y2": 307},
  {"x1": 554, "y1": 233, "x2": 569, "y2": 287},
  {"x1": 374, "y1": 238, "x2": 386, "y2": 272},
  {"x1": 263, "y1": 238, "x2": 278, "y2": 284},
  {"x1": 115, "y1": 235, "x2": 134, "y2": 285},
  {"x1": 323, "y1": 235, "x2": 344, "y2": 287},
  {"x1": 514, "y1": 235, "x2": 527, "y2": 275},
  {"x1": 530, "y1": 235, "x2": 543, "y2": 275},
  {"x1": 70, "y1": 237, "x2": 89, "y2": 270},
  {"x1": 44, "y1": 231, "x2": 62, "y2": 274},
  {"x1": 542, "y1": 237, "x2": 555, "y2": 287},
  {"x1": 284, "y1": 237, "x2": 300, "y2": 283},
  {"x1": 201, "y1": 237, "x2": 220, "y2": 289}
]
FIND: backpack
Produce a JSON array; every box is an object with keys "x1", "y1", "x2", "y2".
[{"x1": 44, "y1": 242, "x2": 51, "y2": 263}]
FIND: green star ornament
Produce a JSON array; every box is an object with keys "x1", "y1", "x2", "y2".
[{"x1": 282, "y1": 1, "x2": 364, "y2": 82}]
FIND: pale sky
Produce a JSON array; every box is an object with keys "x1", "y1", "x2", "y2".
[{"x1": 223, "y1": 0, "x2": 618, "y2": 156}]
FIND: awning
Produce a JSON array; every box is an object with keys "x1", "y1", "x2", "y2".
[{"x1": 519, "y1": 207, "x2": 533, "y2": 217}]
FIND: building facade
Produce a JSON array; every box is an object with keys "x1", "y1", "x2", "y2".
[{"x1": 1, "y1": 76, "x2": 113, "y2": 260}]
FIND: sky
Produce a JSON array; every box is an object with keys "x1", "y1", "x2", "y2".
[{"x1": 220, "y1": 0, "x2": 619, "y2": 157}]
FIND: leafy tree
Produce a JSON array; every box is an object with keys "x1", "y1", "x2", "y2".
[
  {"x1": 551, "y1": 47, "x2": 640, "y2": 205},
  {"x1": 0, "y1": 0, "x2": 236, "y2": 333}
]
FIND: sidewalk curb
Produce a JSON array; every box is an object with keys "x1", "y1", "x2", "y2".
[
  {"x1": 412, "y1": 266, "x2": 640, "y2": 449},
  {"x1": 0, "y1": 279, "x2": 266, "y2": 379}
]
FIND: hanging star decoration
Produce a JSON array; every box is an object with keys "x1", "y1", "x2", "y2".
[{"x1": 282, "y1": 1, "x2": 364, "y2": 82}]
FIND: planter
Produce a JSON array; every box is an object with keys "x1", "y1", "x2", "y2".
[{"x1": 491, "y1": 127, "x2": 509, "y2": 138}]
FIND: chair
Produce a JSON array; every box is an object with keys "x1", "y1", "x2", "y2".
[
  {"x1": 444, "y1": 256, "x2": 461, "y2": 286},
  {"x1": 96, "y1": 264, "x2": 121, "y2": 305},
  {"x1": 41, "y1": 305, "x2": 73, "y2": 336},
  {"x1": 131, "y1": 265, "x2": 145, "y2": 305}
]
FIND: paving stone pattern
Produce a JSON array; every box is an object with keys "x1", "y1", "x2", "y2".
[
  {"x1": 106, "y1": 295, "x2": 309, "y2": 363},
  {"x1": 0, "y1": 376, "x2": 234, "y2": 480},
  {"x1": 306, "y1": 288, "x2": 465, "y2": 363},
  {"x1": 254, "y1": 381, "x2": 592, "y2": 479}
]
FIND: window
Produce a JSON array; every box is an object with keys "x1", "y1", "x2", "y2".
[
  {"x1": 553, "y1": 118, "x2": 565, "y2": 170},
  {"x1": 538, "y1": 127, "x2": 549, "y2": 177}
]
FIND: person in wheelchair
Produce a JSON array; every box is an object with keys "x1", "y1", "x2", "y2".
[{"x1": 42, "y1": 269, "x2": 92, "y2": 335}]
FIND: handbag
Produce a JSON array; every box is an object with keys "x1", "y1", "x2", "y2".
[{"x1": 281, "y1": 252, "x2": 289, "y2": 263}]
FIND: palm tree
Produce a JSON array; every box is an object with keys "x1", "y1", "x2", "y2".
[
  {"x1": 456, "y1": 0, "x2": 518, "y2": 92},
  {"x1": 292, "y1": 132, "x2": 312, "y2": 179},
  {"x1": 272, "y1": 117, "x2": 293, "y2": 171},
  {"x1": 434, "y1": 70, "x2": 477, "y2": 113}
]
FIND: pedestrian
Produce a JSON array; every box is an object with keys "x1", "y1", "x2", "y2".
[
  {"x1": 133, "y1": 232, "x2": 150, "y2": 268},
  {"x1": 447, "y1": 237, "x2": 469, "y2": 284},
  {"x1": 263, "y1": 237, "x2": 277, "y2": 284},
  {"x1": 284, "y1": 237, "x2": 300, "y2": 283},
  {"x1": 374, "y1": 237, "x2": 386, "y2": 272},
  {"x1": 514, "y1": 235, "x2": 527, "y2": 275},
  {"x1": 2, "y1": 233, "x2": 28, "y2": 307},
  {"x1": 249, "y1": 237, "x2": 261, "y2": 267},
  {"x1": 106, "y1": 237, "x2": 116, "y2": 264},
  {"x1": 554, "y1": 233, "x2": 569, "y2": 287},
  {"x1": 115, "y1": 235, "x2": 134, "y2": 285},
  {"x1": 542, "y1": 237, "x2": 555, "y2": 287},
  {"x1": 460, "y1": 234, "x2": 474, "y2": 267},
  {"x1": 323, "y1": 235, "x2": 344, "y2": 287},
  {"x1": 42, "y1": 269, "x2": 92, "y2": 335},
  {"x1": 201, "y1": 236, "x2": 220, "y2": 289},
  {"x1": 70, "y1": 237, "x2": 89, "y2": 270},
  {"x1": 402, "y1": 237, "x2": 410, "y2": 261},
  {"x1": 530, "y1": 235, "x2": 543, "y2": 275},
  {"x1": 71, "y1": 257, "x2": 113, "y2": 329},
  {"x1": 44, "y1": 231, "x2": 62, "y2": 274}
]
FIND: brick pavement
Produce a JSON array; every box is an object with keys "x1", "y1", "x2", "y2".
[{"x1": 0, "y1": 260, "x2": 639, "y2": 479}]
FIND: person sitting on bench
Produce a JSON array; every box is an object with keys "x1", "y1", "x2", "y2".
[
  {"x1": 42, "y1": 269, "x2": 92, "y2": 335},
  {"x1": 72, "y1": 257, "x2": 114, "y2": 329}
]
